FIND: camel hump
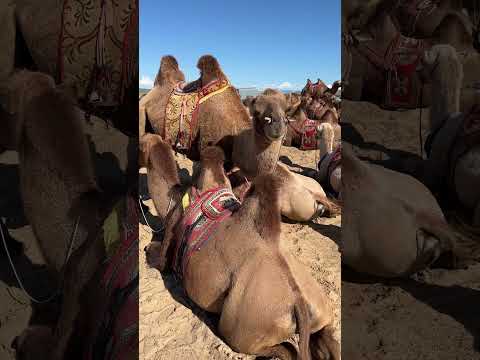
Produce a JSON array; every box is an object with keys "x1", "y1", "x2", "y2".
[
  {"x1": 155, "y1": 55, "x2": 185, "y2": 86},
  {"x1": 197, "y1": 55, "x2": 227, "y2": 83},
  {"x1": 201, "y1": 146, "x2": 226, "y2": 164},
  {"x1": 244, "y1": 174, "x2": 282, "y2": 238}
]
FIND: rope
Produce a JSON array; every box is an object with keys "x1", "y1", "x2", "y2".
[
  {"x1": 138, "y1": 196, "x2": 172, "y2": 234},
  {"x1": 0, "y1": 216, "x2": 80, "y2": 304}
]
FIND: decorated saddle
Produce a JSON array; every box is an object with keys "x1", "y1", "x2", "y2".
[
  {"x1": 164, "y1": 79, "x2": 231, "y2": 151},
  {"x1": 358, "y1": 33, "x2": 427, "y2": 109},
  {"x1": 288, "y1": 118, "x2": 320, "y2": 150},
  {"x1": 318, "y1": 144, "x2": 342, "y2": 194},
  {"x1": 84, "y1": 194, "x2": 138, "y2": 360},
  {"x1": 172, "y1": 187, "x2": 240, "y2": 279},
  {"x1": 57, "y1": 0, "x2": 138, "y2": 111}
]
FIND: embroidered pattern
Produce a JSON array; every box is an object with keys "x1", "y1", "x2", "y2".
[
  {"x1": 164, "y1": 79, "x2": 231, "y2": 150},
  {"x1": 173, "y1": 188, "x2": 240, "y2": 279}
]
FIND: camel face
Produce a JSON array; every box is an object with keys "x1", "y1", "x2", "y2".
[{"x1": 250, "y1": 95, "x2": 287, "y2": 142}]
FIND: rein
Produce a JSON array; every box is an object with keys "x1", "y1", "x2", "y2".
[{"x1": 1, "y1": 216, "x2": 80, "y2": 304}]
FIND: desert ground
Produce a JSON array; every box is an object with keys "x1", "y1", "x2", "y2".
[
  {"x1": 139, "y1": 147, "x2": 341, "y2": 360},
  {"x1": 342, "y1": 100, "x2": 480, "y2": 360},
  {"x1": 0, "y1": 117, "x2": 130, "y2": 359}
]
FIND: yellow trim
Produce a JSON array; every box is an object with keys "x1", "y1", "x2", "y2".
[
  {"x1": 182, "y1": 192, "x2": 190, "y2": 210},
  {"x1": 199, "y1": 85, "x2": 231, "y2": 104}
]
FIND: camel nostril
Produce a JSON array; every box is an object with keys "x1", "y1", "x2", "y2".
[{"x1": 144, "y1": 246, "x2": 148, "y2": 252}]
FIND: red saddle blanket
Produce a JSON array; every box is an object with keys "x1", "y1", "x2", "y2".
[
  {"x1": 384, "y1": 35, "x2": 426, "y2": 109},
  {"x1": 301, "y1": 119, "x2": 320, "y2": 150},
  {"x1": 84, "y1": 195, "x2": 138, "y2": 360},
  {"x1": 173, "y1": 187, "x2": 241, "y2": 279}
]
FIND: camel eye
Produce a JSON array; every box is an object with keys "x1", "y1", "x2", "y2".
[{"x1": 264, "y1": 116, "x2": 272, "y2": 124}]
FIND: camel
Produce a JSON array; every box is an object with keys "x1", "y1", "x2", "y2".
[
  {"x1": 11, "y1": 193, "x2": 139, "y2": 360},
  {"x1": 139, "y1": 55, "x2": 285, "y2": 178},
  {"x1": 301, "y1": 79, "x2": 329, "y2": 98},
  {"x1": 342, "y1": 0, "x2": 479, "y2": 112},
  {"x1": 283, "y1": 96, "x2": 341, "y2": 150},
  {"x1": 341, "y1": 143, "x2": 472, "y2": 278},
  {"x1": 140, "y1": 133, "x2": 339, "y2": 224},
  {"x1": 422, "y1": 45, "x2": 480, "y2": 227},
  {"x1": 0, "y1": 0, "x2": 138, "y2": 135},
  {"x1": 6, "y1": 70, "x2": 121, "y2": 360},
  {"x1": 144, "y1": 144, "x2": 340, "y2": 360}
]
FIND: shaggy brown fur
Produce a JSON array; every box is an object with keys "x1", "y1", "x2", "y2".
[
  {"x1": 197, "y1": 54, "x2": 228, "y2": 86},
  {"x1": 145, "y1": 146, "x2": 339, "y2": 359},
  {"x1": 140, "y1": 133, "x2": 179, "y2": 185},
  {"x1": 10, "y1": 70, "x2": 118, "y2": 360},
  {"x1": 154, "y1": 55, "x2": 185, "y2": 86}
]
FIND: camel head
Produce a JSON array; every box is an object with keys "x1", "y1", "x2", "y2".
[
  {"x1": 154, "y1": 55, "x2": 185, "y2": 87},
  {"x1": 139, "y1": 133, "x2": 180, "y2": 185},
  {"x1": 197, "y1": 146, "x2": 231, "y2": 192},
  {"x1": 197, "y1": 55, "x2": 228, "y2": 87},
  {"x1": 250, "y1": 95, "x2": 288, "y2": 143}
]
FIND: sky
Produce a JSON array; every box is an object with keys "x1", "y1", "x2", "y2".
[{"x1": 139, "y1": 0, "x2": 340, "y2": 90}]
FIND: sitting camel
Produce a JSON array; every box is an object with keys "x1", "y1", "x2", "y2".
[
  {"x1": 140, "y1": 133, "x2": 339, "y2": 224},
  {"x1": 144, "y1": 142, "x2": 340, "y2": 359},
  {"x1": 5, "y1": 70, "x2": 123, "y2": 360},
  {"x1": 422, "y1": 45, "x2": 480, "y2": 228},
  {"x1": 342, "y1": 143, "x2": 472, "y2": 278},
  {"x1": 139, "y1": 54, "x2": 283, "y2": 178},
  {"x1": 342, "y1": 0, "x2": 478, "y2": 112}
]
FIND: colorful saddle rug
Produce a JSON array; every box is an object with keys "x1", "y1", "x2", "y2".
[
  {"x1": 384, "y1": 35, "x2": 426, "y2": 109},
  {"x1": 301, "y1": 119, "x2": 320, "y2": 150},
  {"x1": 164, "y1": 79, "x2": 231, "y2": 151},
  {"x1": 318, "y1": 144, "x2": 342, "y2": 185},
  {"x1": 57, "y1": 0, "x2": 138, "y2": 109},
  {"x1": 85, "y1": 194, "x2": 138, "y2": 360},
  {"x1": 358, "y1": 33, "x2": 426, "y2": 109},
  {"x1": 173, "y1": 187, "x2": 240, "y2": 279}
]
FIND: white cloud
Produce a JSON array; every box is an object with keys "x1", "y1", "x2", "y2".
[
  {"x1": 278, "y1": 82, "x2": 293, "y2": 89},
  {"x1": 139, "y1": 75, "x2": 154, "y2": 88}
]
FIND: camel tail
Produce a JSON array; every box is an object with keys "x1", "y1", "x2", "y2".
[{"x1": 294, "y1": 299, "x2": 311, "y2": 360}]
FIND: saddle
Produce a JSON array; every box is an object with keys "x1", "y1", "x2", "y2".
[
  {"x1": 85, "y1": 194, "x2": 139, "y2": 360},
  {"x1": 164, "y1": 79, "x2": 231, "y2": 151},
  {"x1": 288, "y1": 118, "x2": 319, "y2": 150},
  {"x1": 318, "y1": 144, "x2": 342, "y2": 187},
  {"x1": 358, "y1": 33, "x2": 427, "y2": 109},
  {"x1": 173, "y1": 187, "x2": 240, "y2": 279},
  {"x1": 57, "y1": 0, "x2": 138, "y2": 112}
]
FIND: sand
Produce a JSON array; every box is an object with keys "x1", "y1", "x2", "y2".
[
  {"x1": 0, "y1": 117, "x2": 130, "y2": 359},
  {"x1": 341, "y1": 99, "x2": 480, "y2": 360},
  {"x1": 139, "y1": 148, "x2": 341, "y2": 360}
]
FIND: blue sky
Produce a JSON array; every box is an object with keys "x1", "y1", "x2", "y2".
[{"x1": 140, "y1": 0, "x2": 340, "y2": 90}]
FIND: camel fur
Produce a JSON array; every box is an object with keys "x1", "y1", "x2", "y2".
[{"x1": 145, "y1": 145, "x2": 340, "y2": 360}]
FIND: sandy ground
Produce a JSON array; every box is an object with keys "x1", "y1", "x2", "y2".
[
  {"x1": 341, "y1": 100, "x2": 480, "y2": 360},
  {"x1": 0, "y1": 117, "x2": 129, "y2": 359},
  {"x1": 139, "y1": 148, "x2": 341, "y2": 360}
]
